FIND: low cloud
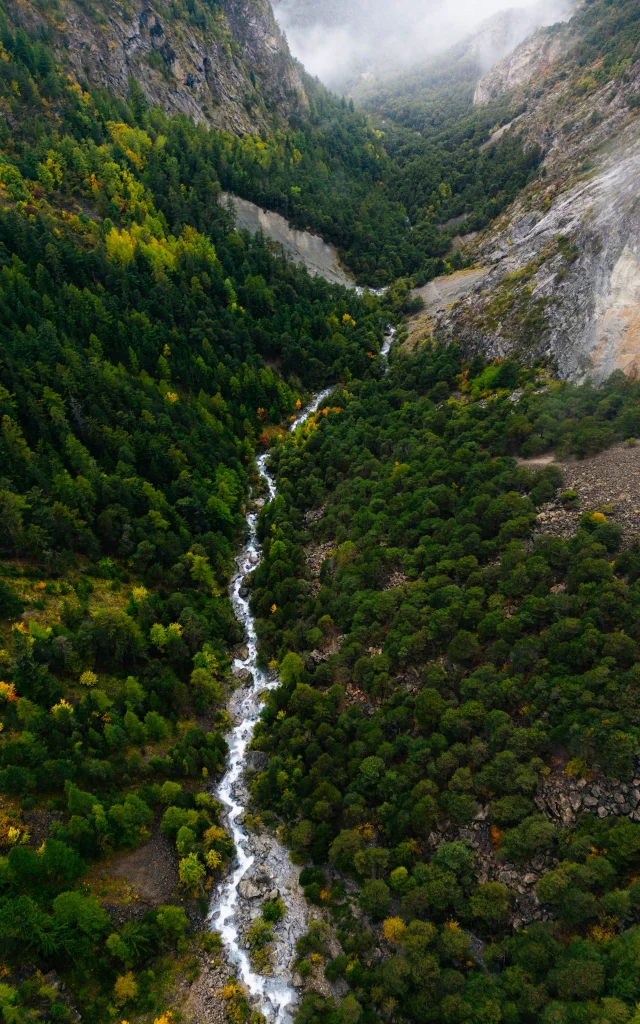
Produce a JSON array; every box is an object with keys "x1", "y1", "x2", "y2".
[{"x1": 275, "y1": 0, "x2": 574, "y2": 90}]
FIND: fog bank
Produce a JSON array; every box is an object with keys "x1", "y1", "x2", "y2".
[{"x1": 274, "y1": 0, "x2": 574, "y2": 90}]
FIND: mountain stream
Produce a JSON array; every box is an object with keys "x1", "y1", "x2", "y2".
[{"x1": 209, "y1": 329, "x2": 394, "y2": 1021}]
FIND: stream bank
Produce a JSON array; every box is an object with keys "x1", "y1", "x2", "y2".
[{"x1": 208, "y1": 391, "x2": 335, "y2": 1022}]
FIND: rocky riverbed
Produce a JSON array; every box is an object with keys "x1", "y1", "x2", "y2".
[
  {"x1": 208, "y1": 389, "x2": 340, "y2": 1022},
  {"x1": 210, "y1": 674, "x2": 309, "y2": 1021}
]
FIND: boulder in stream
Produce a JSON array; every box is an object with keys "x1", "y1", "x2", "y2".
[
  {"x1": 238, "y1": 879, "x2": 262, "y2": 900},
  {"x1": 233, "y1": 668, "x2": 254, "y2": 688}
]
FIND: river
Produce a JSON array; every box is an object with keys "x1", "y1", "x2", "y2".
[{"x1": 209, "y1": 329, "x2": 394, "y2": 1022}]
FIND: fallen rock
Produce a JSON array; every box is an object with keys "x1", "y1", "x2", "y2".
[
  {"x1": 233, "y1": 668, "x2": 254, "y2": 688},
  {"x1": 569, "y1": 792, "x2": 582, "y2": 813},
  {"x1": 238, "y1": 879, "x2": 261, "y2": 900},
  {"x1": 245, "y1": 750, "x2": 269, "y2": 772}
]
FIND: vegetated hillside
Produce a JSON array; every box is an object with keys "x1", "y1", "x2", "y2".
[
  {"x1": 427, "y1": 0, "x2": 640, "y2": 382},
  {"x1": 0, "y1": 20, "x2": 394, "y2": 1024},
  {"x1": 235, "y1": 5, "x2": 577, "y2": 287},
  {"x1": 249, "y1": 345, "x2": 640, "y2": 1024},
  {"x1": 1, "y1": 0, "x2": 307, "y2": 133},
  {"x1": 3, "y1": 1, "x2": 640, "y2": 1021},
  {"x1": 202, "y1": 72, "x2": 543, "y2": 288},
  {"x1": 0, "y1": 0, "x2": 547, "y2": 289}
]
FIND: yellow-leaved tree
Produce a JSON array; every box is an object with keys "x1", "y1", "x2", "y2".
[{"x1": 383, "y1": 917, "x2": 406, "y2": 942}]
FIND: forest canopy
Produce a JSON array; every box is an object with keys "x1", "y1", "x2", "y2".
[
  {"x1": 0, "y1": 12, "x2": 391, "y2": 1020},
  {"x1": 248, "y1": 348, "x2": 640, "y2": 1024}
]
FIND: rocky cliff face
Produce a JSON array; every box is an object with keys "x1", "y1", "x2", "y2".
[
  {"x1": 4, "y1": 0, "x2": 307, "y2": 133},
  {"x1": 432, "y1": 17, "x2": 640, "y2": 382},
  {"x1": 470, "y1": 2, "x2": 574, "y2": 81},
  {"x1": 473, "y1": 24, "x2": 572, "y2": 105}
]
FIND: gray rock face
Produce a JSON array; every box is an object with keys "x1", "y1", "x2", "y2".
[
  {"x1": 473, "y1": 24, "x2": 572, "y2": 106},
  {"x1": 220, "y1": 194, "x2": 356, "y2": 288},
  {"x1": 413, "y1": 268, "x2": 490, "y2": 317},
  {"x1": 435, "y1": 56, "x2": 640, "y2": 382},
  {"x1": 5, "y1": 0, "x2": 307, "y2": 134}
]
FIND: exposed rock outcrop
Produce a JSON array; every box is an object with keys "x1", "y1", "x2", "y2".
[
  {"x1": 220, "y1": 194, "x2": 355, "y2": 287},
  {"x1": 433, "y1": 36, "x2": 640, "y2": 381},
  {"x1": 4, "y1": 0, "x2": 307, "y2": 133},
  {"x1": 426, "y1": 766, "x2": 640, "y2": 932},
  {"x1": 473, "y1": 24, "x2": 573, "y2": 106},
  {"x1": 538, "y1": 770, "x2": 640, "y2": 826}
]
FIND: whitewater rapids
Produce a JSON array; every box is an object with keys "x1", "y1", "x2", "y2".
[{"x1": 208, "y1": 331, "x2": 394, "y2": 1021}]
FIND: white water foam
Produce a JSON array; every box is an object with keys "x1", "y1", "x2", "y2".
[{"x1": 208, "y1": 329, "x2": 395, "y2": 1020}]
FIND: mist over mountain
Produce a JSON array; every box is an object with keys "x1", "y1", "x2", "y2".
[{"x1": 275, "y1": 0, "x2": 573, "y2": 90}]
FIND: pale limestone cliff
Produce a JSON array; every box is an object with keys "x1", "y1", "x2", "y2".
[{"x1": 430, "y1": 20, "x2": 640, "y2": 382}]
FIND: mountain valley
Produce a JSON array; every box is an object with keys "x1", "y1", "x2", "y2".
[{"x1": 1, "y1": 2, "x2": 640, "y2": 1024}]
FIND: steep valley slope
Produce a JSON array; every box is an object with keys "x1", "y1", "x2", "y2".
[
  {"x1": 425, "y1": 2, "x2": 640, "y2": 381},
  {"x1": 4, "y1": 3, "x2": 640, "y2": 1024},
  {"x1": 2, "y1": 0, "x2": 307, "y2": 132}
]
